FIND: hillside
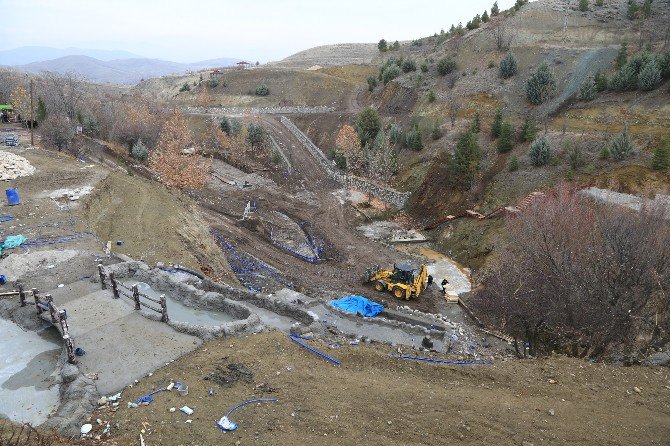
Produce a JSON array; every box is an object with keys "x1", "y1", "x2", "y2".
[
  {"x1": 270, "y1": 43, "x2": 380, "y2": 68},
  {"x1": 0, "y1": 46, "x2": 142, "y2": 65}
]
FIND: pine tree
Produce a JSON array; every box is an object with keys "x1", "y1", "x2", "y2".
[
  {"x1": 529, "y1": 137, "x2": 552, "y2": 166},
  {"x1": 499, "y1": 52, "x2": 518, "y2": 79},
  {"x1": 525, "y1": 63, "x2": 557, "y2": 105},
  {"x1": 608, "y1": 125, "x2": 634, "y2": 161},
  {"x1": 452, "y1": 131, "x2": 481, "y2": 189},
  {"x1": 219, "y1": 117, "x2": 231, "y2": 135},
  {"x1": 491, "y1": 1, "x2": 500, "y2": 16},
  {"x1": 131, "y1": 139, "x2": 148, "y2": 161},
  {"x1": 638, "y1": 59, "x2": 662, "y2": 91},
  {"x1": 578, "y1": 76, "x2": 597, "y2": 101},
  {"x1": 482, "y1": 10, "x2": 490, "y2": 22},
  {"x1": 491, "y1": 108, "x2": 503, "y2": 138},
  {"x1": 36, "y1": 97, "x2": 47, "y2": 123},
  {"x1": 519, "y1": 118, "x2": 537, "y2": 142},
  {"x1": 497, "y1": 122, "x2": 514, "y2": 152},
  {"x1": 652, "y1": 140, "x2": 670, "y2": 170}
]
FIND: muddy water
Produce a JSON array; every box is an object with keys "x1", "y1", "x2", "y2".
[
  {"x1": 130, "y1": 282, "x2": 237, "y2": 326},
  {"x1": 0, "y1": 318, "x2": 61, "y2": 425}
]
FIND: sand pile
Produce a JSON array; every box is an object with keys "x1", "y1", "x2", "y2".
[{"x1": 0, "y1": 151, "x2": 35, "y2": 181}]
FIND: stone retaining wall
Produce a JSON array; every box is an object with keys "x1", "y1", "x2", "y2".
[
  {"x1": 183, "y1": 105, "x2": 335, "y2": 115},
  {"x1": 280, "y1": 116, "x2": 411, "y2": 208}
]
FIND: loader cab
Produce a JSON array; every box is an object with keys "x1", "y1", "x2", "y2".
[{"x1": 391, "y1": 263, "x2": 415, "y2": 285}]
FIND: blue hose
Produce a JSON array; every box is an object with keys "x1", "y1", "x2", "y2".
[
  {"x1": 226, "y1": 398, "x2": 277, "y2": 419},
  {"x1": 388, "y1": 354, "x2": 492, "y2": 365},
  {"x1": 0, "y1": 216, "x2": 13, "y2": 223},
  {"x1": 288, "y1": 334, "x2": 341, "y2": 365}
]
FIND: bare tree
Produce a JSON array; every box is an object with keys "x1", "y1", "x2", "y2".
[
  {"x1": 470, "y1": 185, "x2": 670, "y2": 359},
  {"x1": 41, "y1": 71, "x2": 85, "y2": 120},
  {"x1": 491, "y1": 17, "x2": 515, "y2": 51}
]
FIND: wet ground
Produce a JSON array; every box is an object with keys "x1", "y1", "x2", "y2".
[{"x1": 0, "y1": 318, "x2": 61, "y2": 426}]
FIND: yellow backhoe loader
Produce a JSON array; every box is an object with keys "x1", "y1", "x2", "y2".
[{"x1": 365, "y1": 263, "x2": 429, "y2": 300}]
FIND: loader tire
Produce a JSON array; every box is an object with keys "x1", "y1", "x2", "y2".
[
  {"x1": 393, "y1": 286, "x2": 405, "y2": 299},
  {"x1": 374, "y1": 280, "x2": 386, "y2": 292}
]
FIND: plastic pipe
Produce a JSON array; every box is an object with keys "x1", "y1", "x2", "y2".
[
  {"x1": 288, "y1": 334, "x2": 341, "y2": 365},
  {"x1": 388, "y1": 354, "x2": 492, "y2": 366}
]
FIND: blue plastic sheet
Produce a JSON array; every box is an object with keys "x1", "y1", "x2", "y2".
[
  {"x1": 329, "y1": 295, "x2": 383, "y2": 317},
  {"x1": 2, "y1": 235, "x2": 26, "y2": 249}
]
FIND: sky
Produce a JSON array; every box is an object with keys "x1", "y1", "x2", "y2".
[{"x1": 0, "y1": 0, "x2": 521, "y2": 63}]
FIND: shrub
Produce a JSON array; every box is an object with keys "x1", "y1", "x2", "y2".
[
  {"x1": 525, "y1": 63, "x2": 557, "y2": 105},
  {"x1": 578, "y1": 76, "x2": 597, "y2": 101},
  {"x1": 482, "y1": 10, "x2": 490, "y2": 22},
  {"x1": 391, "y1": 40, "x2": 400, "y2": 51},
  {"x1": 514, "y1": 0, "x2": 527, "y2": 11},
  {"x1": 497, "y1": 122, "x2": 514, "y2": 153},
  {"x1": 659, "y1": 50, "x2": 670, "y2": 78},
  {"x1": 179, "y1": 82, "x2": 190, "y2": 92},
  {"x1": 529, "y1": 137, "x2": 551, "y2": 166},
  {"x1": 382, "y1": 65, "x2": 401, "y2": 84},
  {"x1": 405, "y1": 125, "x2": 424, "y2": 150},
  {"x1": 579, "y1": 0, "x2": 589, "y2": 11},
  {"x1": 638, "y1": 59, "x2": 662, "y2": 91},
  {"x1": 247, "y1": 123, "x2": 266, "y2": 147},
  {"x1": 437, "y1": 57, "x2": 457, "y2": 76},
  {"x1": 616, "y1": 43, "x2": 628, "y2": 69},
  {"x1": 431, "y1": 122, "x2": 443, "y2": 140},
  {"x1": 131, "y1": 139, "x2": 148, "y2": 161},
  {"x1": 427, "y1": 90, "x2": 436, "y2": 103},
  {"x1": 208, "y1": 79, "x2": 219, "y2": 88},
  {"x1": 401, "y1": 59, "x2": 417, "y2": 73},
  {"x1": 519, "y1": 118, "x2": 537, "y2": 142},
  {"x1": 491, "y1": 1, "x2": 500, "y2": 16},
  {"x1": 499, "y1": 52, "x2": 518, "y2": 79},
  {"x1": 255, "y1": 84, "x2": 270, "y2": 96},
  {"x1": 652, "y1": 139, "x2": 670, "y2": 170},
  {"x1": 220, "y1": 118, "x2": 231, "y2": 135},
  {"x1": 471, "y1": 112, "x2": 481, "y2": 133},
  {"x1": 378, "y1": 39, "x2": 388, "y2": 52},
  {"x1": 508, "y1": 155, "x2": 519, "y2": 171},
  {"x1": 595, "y1": 0, "x2": 603, "y2": 5},
  {"x1": 566, "y1": 142, "x2": 585, "y2": 169},
  {"x1": 607, "y1": 125, "x2": 634, "y2": 160},
  {"x1": 420, "y1": 62, "x2": 429, "y2": 73},
  {"x1": 488, "y1": 60, "x2": 495, "y2": 69},
  {"x1": 491, "y1": 107, "x2": 503, "y2": 138},
  {"x1": 367, "y1": 75, "x2": 378, "y2": 92},
  {"x1": 389, "y1": 124, "x2": 403, "y2": 145},
  {"x1": 356, "y1": 107, "x2": 381, "y2": 146},
  {"x1": 600, "y1": 145, "x2": 611, "y2": 160},
  {"x1": 627, "y1": 0, "x2": 639, "y2": 19},
  {"x1": 609, "y1": 64, "x2": 638, "y2": 91},
  {"x1": 229, "y1": 119, "x2": 242, "y2": 137},
  {"x1": 452, "y1": 130, "x2": 481, "y2": 189},
  {"x1": 594, "y1": 71, "x2": 608, "y2": 91}
]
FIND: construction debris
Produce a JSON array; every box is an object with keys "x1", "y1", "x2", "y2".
[{"x1": 0, "y1": 151, "x2": 35, "y2": 180}]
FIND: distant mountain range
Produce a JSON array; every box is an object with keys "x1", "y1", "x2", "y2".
[{"x1": 0, "y1": 46, "x2": 242, "y2": 84}]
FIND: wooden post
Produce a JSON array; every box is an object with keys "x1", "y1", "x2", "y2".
[
  {"x1": 132, "y1": 284, "x2": 141, "y2": 310},
  {"x1": 98, "y1": 264, "x2": 107, "y2": 290},
  {"x1": 32, "y1": 288, "x2": 43, "y2": 315},
  {"x1": 18, "y1": 283, "x2": 26, "y2": 307},
  {"x1": 159, "y1": 294, "x2": 169, "y2": 323},
  {"x1": 59, "y1": 309, "x2": 69, "y2": 332},
  {"x1": 63, "y1": 335, "x2": 76, "y2": 364},
  {"x1": 45, "y1": 294, "x2": 57, "y2": 324},
  {"x1": 109, "y1": 272, "x2": 119, "y2": 299}
]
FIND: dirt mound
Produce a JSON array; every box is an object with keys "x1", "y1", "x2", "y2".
[{"x1": 0, "y1": 249, "x2": 78, "y2": 281}]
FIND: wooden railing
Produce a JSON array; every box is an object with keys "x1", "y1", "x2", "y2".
[{"x1": 97, "y1": 264, "x2": 169, "y2": 322}]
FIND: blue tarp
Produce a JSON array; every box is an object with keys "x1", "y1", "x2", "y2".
[{"x1": 329, "y1": 295, "x2": 383, "y2": 317}]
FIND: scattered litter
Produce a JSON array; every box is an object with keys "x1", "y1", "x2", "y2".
[
  {"x1": 169, "y1": 407, "x2": 176, "y2": 413},
  {"x1": 58, "y1": 284, "x2": 64, "y2": 288},
  {"x1": 140, "y1": 433, "x2": 145, "y2": 446},
  {"x1": 48, "y1": 186, "x2": 93, "y2": 207},
  {"x1": 0, "y1": 275, "x2": 6, "y2": 285},
  {"x1": 103, "y1": 423, "x2": 110, "y2": 435},
  {"x1": 288, "y1": 334, "x2": 341, "y2": 365},
  {"x1": 185, "y1": 419, "x2": 193, "y2": 424},
  {"x1": 0, "y1": 215, "x2": 14, "y2": 223},
  {"x1": 209, "y1": 388, "x2": 214, "y2": 396},
  {"x1": 1, "y1": 234, "x2": 26, "y2": 251},
  {"x1": 135, "y1": 388, "x2": 166, "y2": 405},
  {"x1": 75, "y1": 347, "x2": 86, "y2": 356},
  {"x1": 388, "y1": 354, "x2": 492, "y2": 366},
  {"x1": 180, "y1": 406, "x2": 194, "y2": 415},
  {"x1": 166, "y1": 382, "x2": 175, "y2": 391},
  {"x1": 107, "y1": 392, "x2": 122, "y2": 402},
  {"x1": 633, "y1": 387, "x2": 642, "y2": 394},
  {"x1": 330, "y1": 295, "x2": 383, "y2": 317},
  {"x1": 80, "y1": 424, "x2": 92, "y2": 435},
  {"x1": 175, "y1": 381, "x2": 188, "y2": 396},
  {"x1": 116, "y1": 240, "x2": 124, "y2": 246},
  {"x1": 216, "y1": 398, "x2": 278, "y2": 432},
  {"x1": 127, "y1": 402, "x2": 139, "y2": 409}
]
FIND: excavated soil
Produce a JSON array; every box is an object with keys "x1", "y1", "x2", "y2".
[{"x1": 100, "y1": 331, "x2": 670, "y2": 446}]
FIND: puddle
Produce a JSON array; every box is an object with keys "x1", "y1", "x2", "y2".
[
  {"x1": 0, "y1": 318, "x2": 61, "y2": 425},
  {"x1": 130, "y1": 282, "x2": 236, "y2": 326}
]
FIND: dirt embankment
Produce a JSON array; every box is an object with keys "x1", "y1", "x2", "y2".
[
  {"x1": 102, "y1": 331, "x2": 670, "y2": 446},
  {"x1": 81, "y1": 172, "x2": 236, "y2": 281}
]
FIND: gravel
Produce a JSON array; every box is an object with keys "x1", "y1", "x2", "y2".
[{"x1": 0, "y1": 249, "x2": 79, "y2": 281}]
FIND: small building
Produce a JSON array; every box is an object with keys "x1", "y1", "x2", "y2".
[
  {"x1": 236, "y1": 61, "x2": 251, "y2": 70},
  {"x1": 0, "y1": 105, "x2": 14, "y2": 123}
]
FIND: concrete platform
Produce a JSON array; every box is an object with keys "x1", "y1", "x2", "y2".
[{"x1": 44, "y1": 281, "x2": 202, "y2": 395}]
